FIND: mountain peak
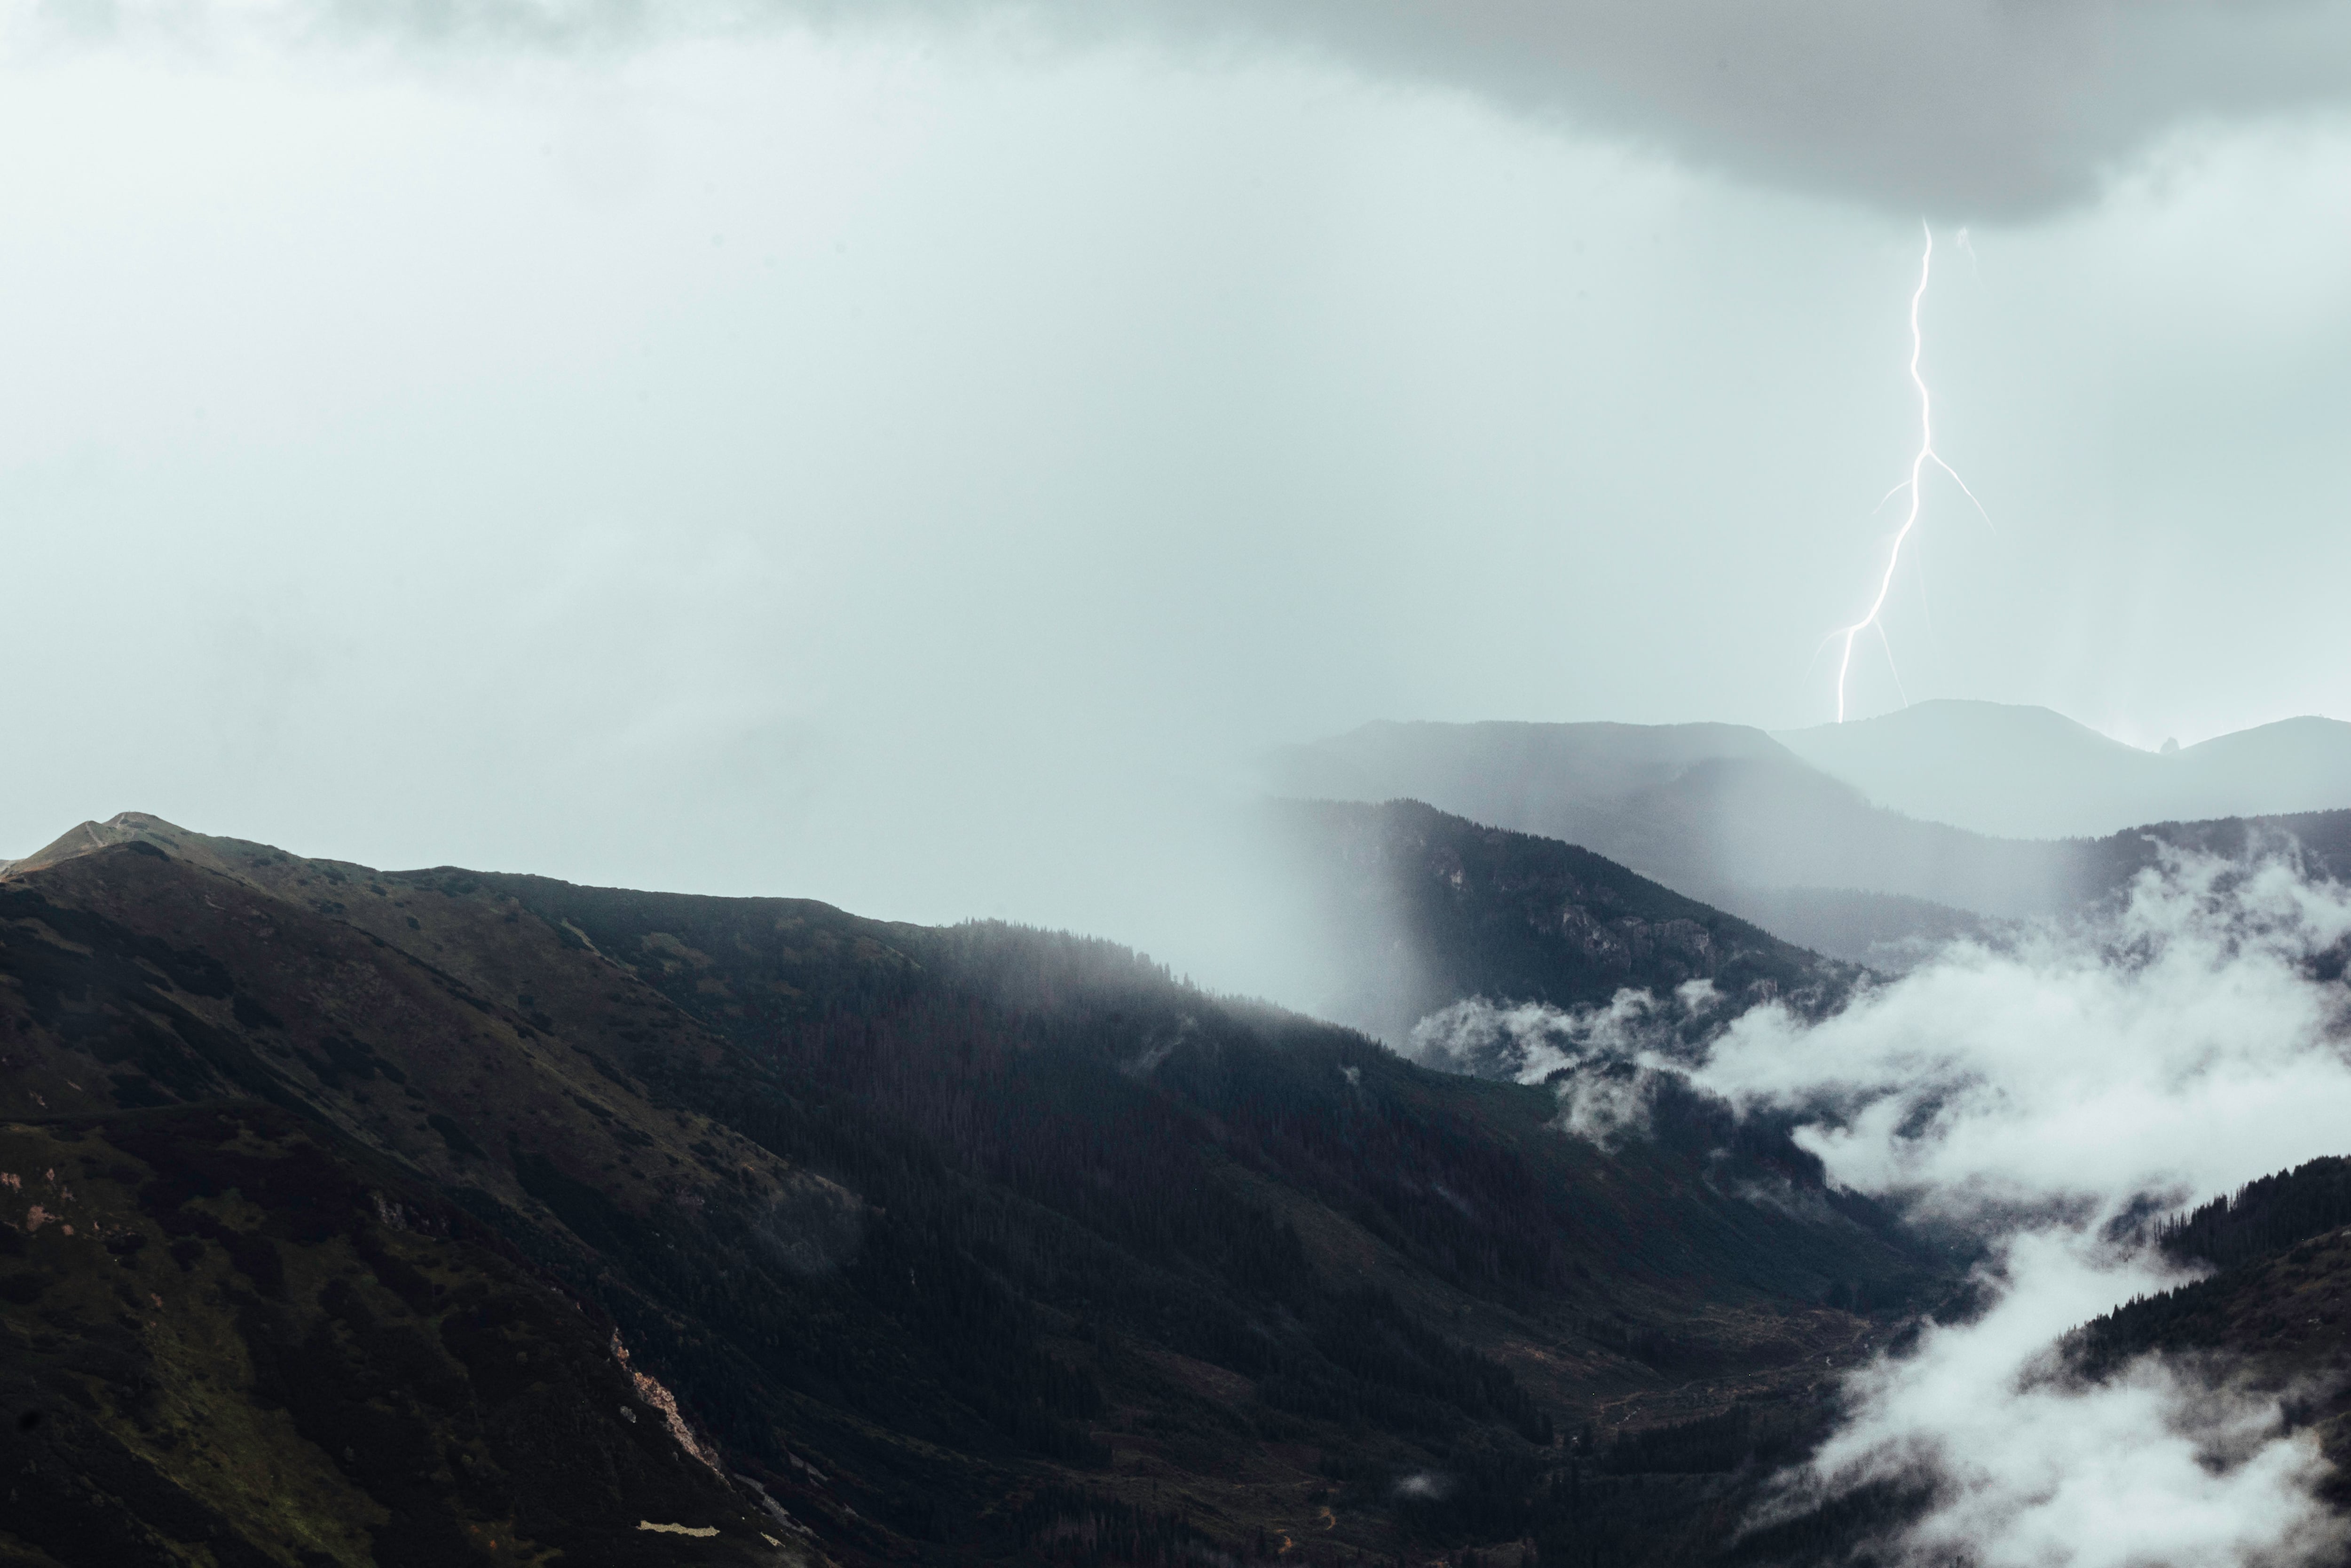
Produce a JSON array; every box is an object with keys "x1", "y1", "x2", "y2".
[
  {"x1": 1, "y1": 811, "x2": 260, "y2": 884},
  {"x1": 1776, "y1": 698, "x2": 2149, "y2": 754}
]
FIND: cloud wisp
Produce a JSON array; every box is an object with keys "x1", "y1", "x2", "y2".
[
  {"x1": 1773, "y1": 1232, "x2": 2342, "y2": 1568},
  {"x1": 1697, "y1": 850, "x2": 2351, "y2": 1219},
  {"x1": 1415, "y1": 848, "x2": 2351, "y2": 1564},
  {"x1": 1410, "y1": 984, "x2": 1724, "y2": 1148},
  {"x1": 45, "y1": 0, "x2": 2351, "y2": 215}
]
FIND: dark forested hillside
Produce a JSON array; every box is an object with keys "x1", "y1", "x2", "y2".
[
  {"x1": 2058, "y1": 1160, "x2": 2351, "y2": 1508},
  {"x1": 2069, "y1": 810, "x2": 2351, "y2": 909},
  {"x1": 2071, "y1": 1156, "x2": 2351, "y2": 1378},
  {"x1": 2156, "y1": 1157, "x2": 2351, "y2": 1273},
  {"x1": 0, "y1": 812, "x2": 1953, "y2": 1567}
]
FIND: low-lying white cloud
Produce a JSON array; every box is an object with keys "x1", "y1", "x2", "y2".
[
  {"x1": 1420, "y1": 848, "x2": 2351, "y2": 1565},
  {"x1": 1408, "y1": 983, "x2": 1726, "y2": 1147},
  {"x1": 1408, "y1": 980, "x2": 1719, "y2": 1079},
  {"x1": 1699, "y1": 851, "x2": 2351, "y2": 1218},
  {"x1": 1773, "y1": 1232, "x2": 2342, "y2": 1568}
]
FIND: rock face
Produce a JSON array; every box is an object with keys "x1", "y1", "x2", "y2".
[{"x1": 1, "y1": 812, "x2": 1947, "y2": 1566}]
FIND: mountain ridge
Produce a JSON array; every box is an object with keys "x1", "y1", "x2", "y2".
[
  {"x1": 1268, "y1": 718, "x2": 2351, "y2": 965},
  {"x1": 0, "y1": 810, "x2": 1950, "y2": 1566},
  {"x1": 1775, "y1": 699, "x2": 2351, "y2": 841}
]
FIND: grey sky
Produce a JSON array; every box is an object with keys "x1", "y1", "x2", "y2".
[
  {"x1": 4, "y1": 4, "x2": 2350, "y2": 986},
  {"x1": 221, "y1": 0, "x2": 2351, "y2": 214}
]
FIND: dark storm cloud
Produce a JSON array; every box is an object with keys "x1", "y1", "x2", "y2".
[{"x1": 273, "y1": 0, "x2": 2351, "y2": 215}]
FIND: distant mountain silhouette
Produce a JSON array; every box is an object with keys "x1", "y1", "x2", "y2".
[
  {"x1": 1266, "y1": 719, "x2": 2067, "y2": 929},
  {"x1": 1267, "y1": 719, "x2": 2351, "y2": 966},
  {"x1": 1775, "y1": 700, "x2": 2351, "y2": 840}
]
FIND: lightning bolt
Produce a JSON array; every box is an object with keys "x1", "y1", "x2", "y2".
[{"x1": 1832, "y1": 223, "x2": 1987, "y2": 724}]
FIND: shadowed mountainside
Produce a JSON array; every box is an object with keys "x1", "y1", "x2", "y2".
[
  {"x1": 1266, "y1": 799, "x2": 1848, "y2": 1044},
  {"x1": 0, "y1": 812, "x2": 1954, "y2": 1567}
]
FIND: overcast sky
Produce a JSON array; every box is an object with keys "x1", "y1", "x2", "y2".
[{"x1": 5, "y1": 0, "x2": 2351, "y2": 967}]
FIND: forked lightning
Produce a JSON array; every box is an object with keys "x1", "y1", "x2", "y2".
[{"x1": 1832, "y1": 223, "x2": 1988, "y2": 723}]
